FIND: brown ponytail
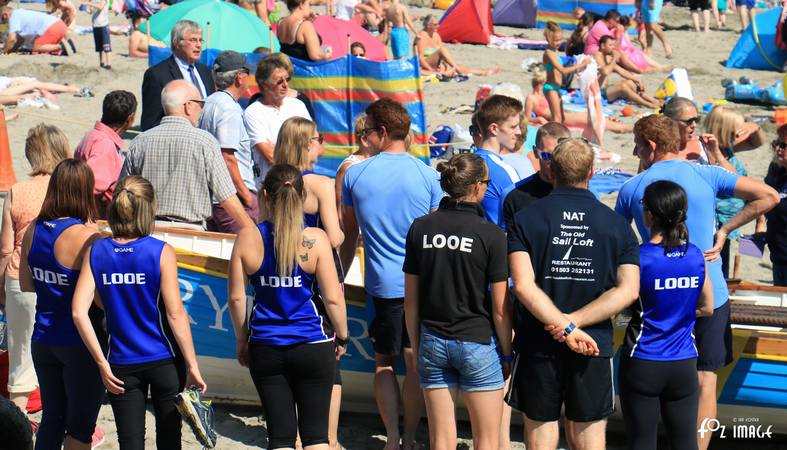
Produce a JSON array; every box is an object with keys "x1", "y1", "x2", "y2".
[
  {"x1": 436, "y1": 153, "x2": 487, "y2": 199},
  {"x1": 642, "y1": 180, "x2": 689, "y2": 254},
  {"x1": 263, "y1": 164, "x2": 305, "y2": 276},
  {"x1": 108, "y1": 176, "x2": 156, "y2": 239}
]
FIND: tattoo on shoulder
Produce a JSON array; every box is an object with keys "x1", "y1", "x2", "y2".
[
  {"x1": 299, "y1": 253, "x2": 309, "y2": 262},
  {"x1": 302, "y1": 236, "x2": 316, "y2": 249}
]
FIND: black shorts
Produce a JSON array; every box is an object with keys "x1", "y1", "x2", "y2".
[
  {"x1": 506, "y1": 351, "x2": 615, "y2": 422},
  {"x1": 695, "y1": 300, "x2": 733, "y2": 371},
  {"x1": 689, "y1": 0, "x2": 711, "y2": 10},
  {"x1": 92, "y1": 26, "x2": 111, "y2": 53},
  {"x1": 370, "y1": 296, "x2": 410, "y2": 356}
]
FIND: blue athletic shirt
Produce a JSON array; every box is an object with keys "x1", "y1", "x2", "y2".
[
  {"x1": 249, "y1": 221, "x2": 333, "y2": 345},
  {"x1": 623, "y1": 242, "x2": 705, "y2": 361},
  {"x1": 342, "y1": 152, "x2": 443, "y2": 298},
  {"x1": 615, "y1": 159, "x2": 739, "y2": 308},
  {"x1": 473, "y1": 148, "x2": 519, "y2": 228},
  {"x1": 91, "y1": 236, "x2": 175, "y2": 366},
  {"x1": 28, "y1": 218, "x2": 84, "y2": 345}
]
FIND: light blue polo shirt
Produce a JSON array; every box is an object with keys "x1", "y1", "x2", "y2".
[
  {"x1": 197, "y1": 90, "x2": 256, "y2": 197},
  {"x1": 342, "y1": 152, "x2": 444, "y2": 298},
  {"x1": 615, "y1": 158, "x2": 740, "y2": 308}
]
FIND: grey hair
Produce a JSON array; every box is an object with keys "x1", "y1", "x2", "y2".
[
  {"x1": 161, "y1": 81, "x2": 191, "y2": 115},
  {"x1": 213, "y1": 69, "x2": 242, "y2": 90},
  {"x1": 661, "y1": 96, "x2": 696, "y2": 119},
  {"x1": 422, "y1": 14, "x2": 435, "y2": 29},
  {"x1": 171, "y1": 20, "x2": 201, "y2": 50}
]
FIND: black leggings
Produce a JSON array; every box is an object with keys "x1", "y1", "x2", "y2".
[
  {"x1": 619, "y1": 357, "x2": 700, "y2": 450},
  {"x1": 108, "y1": 358, "x2": 186, "y2": 450},
  {"x1": 31, "y1": 343, "x2": 105, "y2": 448},
  {"x1": 249, "y1": 341, "x2": 335, "y2": 449}
]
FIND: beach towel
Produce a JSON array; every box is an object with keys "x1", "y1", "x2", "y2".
[{"x1": 576, "y1": 55, "x2": 605, "y2": 146}]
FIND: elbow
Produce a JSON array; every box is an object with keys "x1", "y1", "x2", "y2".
[
  {"x1": 766, "y1": 189, "x2": 781, "y2": 211},
  {"x1": 698, "y1": 304, "x2": 713, "y2": 317}
]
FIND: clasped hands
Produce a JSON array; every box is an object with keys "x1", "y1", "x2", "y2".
[{"x1": 543, "y1": 314, "x2": 600, "y2": 357}]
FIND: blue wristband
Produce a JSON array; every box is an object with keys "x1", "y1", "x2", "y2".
[
  {"x1": 563, "y1": 321, "x2": 576, "y2": 337},
  {"x1": 500, "y1": 354, "x2": 513, "y2": 363}
]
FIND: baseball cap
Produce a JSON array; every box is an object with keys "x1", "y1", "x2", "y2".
[{"x1": 213, "y1": 51, "x2": 254, "y2": 74}]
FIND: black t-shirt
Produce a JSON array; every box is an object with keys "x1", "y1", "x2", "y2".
[
  {"x1": 507, "y1": 186, "x2": 639, "y2": 357},
  {"x1": 765, "y1": 162, "x2": 787, "y2": 264},
  {"x1": 502, "y1": 173, "x2": 554, "y2": 231},
  {"x1": 403, "y1": 198, "x2": 508, "y2": 343}
]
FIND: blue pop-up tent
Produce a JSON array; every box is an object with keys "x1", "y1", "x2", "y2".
[{"x1": 726, "y1": 7, "x2": 787, "y2": 71}]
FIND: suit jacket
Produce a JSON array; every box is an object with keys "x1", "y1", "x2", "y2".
[{"x1": 140, "y1": 55, "x2": 215, "y2": 131}]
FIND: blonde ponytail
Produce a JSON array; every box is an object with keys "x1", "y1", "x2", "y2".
[
  {"x1": 109, "y1": 176, "x2": 156, "y2": 239},
  {"x1": 263, "y1": 165, "x2": 305, "y2": 276}
]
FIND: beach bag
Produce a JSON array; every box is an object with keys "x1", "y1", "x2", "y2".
[{"x1": 655, "y1": 68, "x2": 693, "y2": 100}]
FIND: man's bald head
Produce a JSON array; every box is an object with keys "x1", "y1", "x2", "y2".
[{"x1": 161, "y1": 80, "x2": 203, "y2": 124}]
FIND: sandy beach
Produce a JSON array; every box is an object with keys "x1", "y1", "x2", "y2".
[{"x1": 2, "y1": 2, "x2": 786, "y2": 448}]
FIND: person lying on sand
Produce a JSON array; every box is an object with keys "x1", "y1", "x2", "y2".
[
  {"x1": 0, "y1": 76, "x2": 84, "y2": 105},
  {"x1": 524, "y1": 68, "x2": 633, "y2": 134},
  {"x1": 415, "y1": 15, "x2": 500, "y2": 77}
]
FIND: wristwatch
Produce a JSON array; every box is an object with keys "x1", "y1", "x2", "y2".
[{"x1": 563, "y1": 322, "x2": 577, "y2": 337}]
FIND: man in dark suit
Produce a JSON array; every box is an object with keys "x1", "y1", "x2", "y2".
[{"x1": 140, "y1": 19, "x2": 215, "y2": 131}]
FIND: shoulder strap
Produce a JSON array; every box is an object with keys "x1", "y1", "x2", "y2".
[{"x1": 290, "y1": 19, "x2": 305, "y2": 44}]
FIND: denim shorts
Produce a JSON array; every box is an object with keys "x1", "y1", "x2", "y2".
[{"x1": 417, "y1": 327, "x2": 504, "y2": 392}]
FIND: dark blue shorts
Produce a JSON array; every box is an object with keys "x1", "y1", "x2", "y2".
[
  {"x1": 369, "y1": 296, "x2": 410, "y2": 356},
  {"x1": 695, "y1": 300, "x2": 733, "y2": 371},
  {"x1": 735, "y1": 0, "x2": 755, "y2": 8},
  {"x1": 92, "y1": 26, "x2": 111, "y2": 53}
]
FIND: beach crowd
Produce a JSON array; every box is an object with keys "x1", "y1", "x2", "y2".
[{"x1": 0, "y1": 1, "x2": 787, "y2": 450}]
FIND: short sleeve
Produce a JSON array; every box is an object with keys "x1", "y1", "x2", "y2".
[
  {"x1": 703, "y1": 164, "x2": 740, "y2": 198},
  {"x1": 429, "y1": 169, "x2": 444, "y2": 209},
  {"x1": 8, "y1": 13, "x2": 21, "y2": 34},
  {"x1": 616, "y1": 218, "x2": 640, "y2": 267},
  {"x1": 507, "y1": 212, "x2": 531, "y2": 254},
  {"x1": 243, "y1": 107, "x2": 270, "y2": 146},
  {"x1": 486, "y1": 228, "x2": 508, "y2": 282},
  {"x1": 341, "y1": 166, "x2": 354, "y2": 207},
  {"x1": 614, "y1": 186, "x2": 633, "y2": 222},
  {"x1": 214, "y1": 108, "x2": 242, "y2": 151},
  {"x1": 402, "y1": 223, "x2": 420, "y2": 275}
]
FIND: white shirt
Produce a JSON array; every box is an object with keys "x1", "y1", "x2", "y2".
[
  {"x1": 334, "y1": 0, "x2": 358, "y2": 20},
  {"x1": 174, "y1": 54, "x2": 207, "y2": 99},
  {"x1": 243, "y1": 96, "x2": 311, "y2": 190}
]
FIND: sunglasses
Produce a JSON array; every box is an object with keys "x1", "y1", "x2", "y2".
[
  {"x1": 360, "y1": 127, "x2": 380, "y2": 139},
  {"x1": 480, "y1": 178, "x2": 491, "y2": 185},
  {"x1": 269, "y1": 76, "x2": 292, "y2": 86},
  {"x1": 188, "y1": 99, "x2": 205, "y2": 106},
  {"x1": 311, "y1": 135, "x2": 324, "y2": 144},
  {"x1": 534, "y1": 148, "x2": 552, "y2": 161},
  {"x1": 772, "y1": 140, "x2": 787, "y2": 151},
  {"x1": 678, "y1": 117, "x2": 699, "y2": 126}
]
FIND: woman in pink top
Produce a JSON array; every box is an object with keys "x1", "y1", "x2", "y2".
[
  {"x1": 0, "y1": 124, "x2": 69, "y2": 415},
  {"x1": 584, "y1": 12, "x2": 618, "y2": 55}
]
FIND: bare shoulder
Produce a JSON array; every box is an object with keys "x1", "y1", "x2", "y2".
[{"x1": 302, "y1": 227, "x2": 329, "y2": 249}]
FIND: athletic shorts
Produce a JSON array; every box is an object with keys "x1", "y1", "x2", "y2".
[
  {"x1": 735, "y1": 0, "x2": 755, "y2": 8},
  {"x1": 689, "y1": 0, "x2": 711, "y2": 11},
  {"x1": 695, "y1": 300, "x2": 733, "y2": 371},
  {"x1": 92, "y1": 26, "x2": 111, "y2": 53},
  {"x1": 369, "y1": 296, "x2": 410, "y2": 356},
  {"x1": 33, "y1": 20, "x2": 67, "y2": 48},
  {"x1": 417, "y1": 327, "x2": 504, "y2": 392},
  {"x1": 506, "y1": 351, "x2": 615, "y2": 422}
]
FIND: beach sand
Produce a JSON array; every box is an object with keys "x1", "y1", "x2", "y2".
[{"x1": 2, "y1": 2, "x2": 785, "y2": 448}]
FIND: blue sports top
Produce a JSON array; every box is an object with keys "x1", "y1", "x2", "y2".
[
  {"x1": 28, "y1": 218, "x2": 84, "y2": 345},
  {"x1": 623, "y1": 242, "x2": 705, "y2": 361},
  {"x1": 91, "y1": 236, "x2": 175, "y2": 366},
  {"x1": 302, "y1": 169, "x2": 320, "y2": 228},
  {"x1": 615, "y1": 159, "x2": 739, "y2": 308},
  {"x1": 248, "y1": 221, "x2": 334, "y2": 345},
  {"x1": 474, "y1": 148, "x2": 519, "y2": 229}
]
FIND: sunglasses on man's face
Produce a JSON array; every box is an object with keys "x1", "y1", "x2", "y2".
[
  {"x1": 679, "y1": 117, "x2": 699, "y2": 126},
  {"x1": 534, "y1": 149, "x2": 552, "y2": 161},
  {"x1": 360, "y1": 127, "x2": 380, "y2": 139},
  {"x1": 773, "y1": 140, "x2": 787, "y2": 150},
  {"x1": 268, "y1": 76, "x2": 291, "y2": 86}
]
